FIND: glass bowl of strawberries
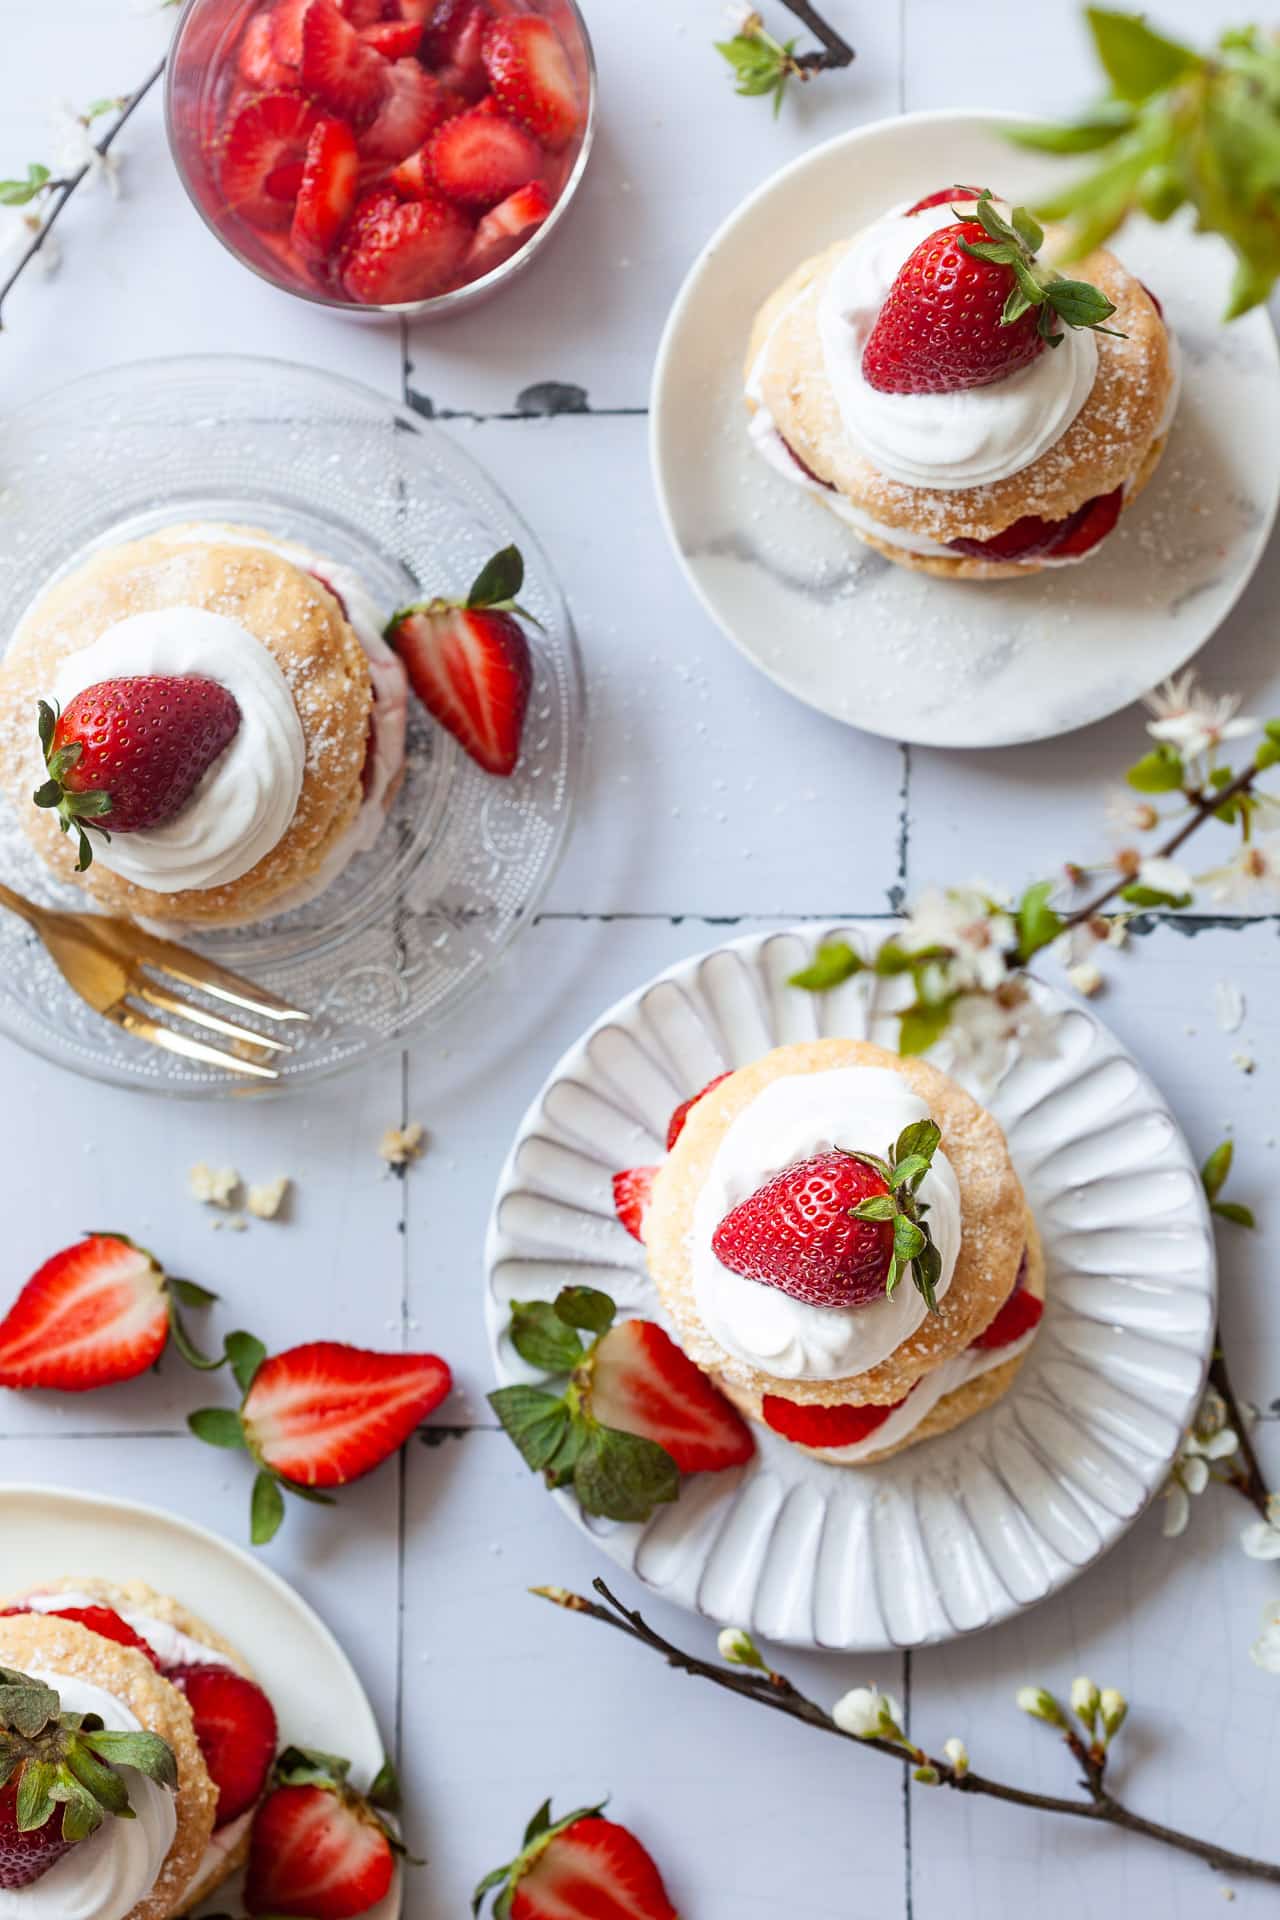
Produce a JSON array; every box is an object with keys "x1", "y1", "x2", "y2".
[{"x1": 166, "y1": 0, "x2": 596, "y2": 317}]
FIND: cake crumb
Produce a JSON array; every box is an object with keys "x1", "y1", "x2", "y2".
[
  {"x1": 380, "y1": 1122, "x2": 427, "y2": 1169},
  {"x1": 1066, "y1": 961, "x2": 1103, "y2": 997},
  {"x1": 247, "y1": 1176, "x2": 291, "y2": 1221},
  {"x1": 1231, "y1": 1051, "x2": 1256, "y2": 1075},
  {"x1": 189, "y1": 1163, "x2": 240, "y2": 1209},
  {"x1": 1214, "y1": 980, "x2": 1246, "y2": 1033}
]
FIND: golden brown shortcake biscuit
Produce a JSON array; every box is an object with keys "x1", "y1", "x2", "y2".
[
  {"x1": 645, "y1": 1038, "x2": 1027, "y2": 1407},
  {"x1": 0, "y1": 1612, "x2": 216, "y2": 1920},
  {"x1": 746, "y1": 239, "x2": 1173, "y2": 576},
  {"x1": 0, "y1": 534, "x2": 372, "y2": 927}
]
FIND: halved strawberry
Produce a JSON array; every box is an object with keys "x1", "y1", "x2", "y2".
[
  {"x1": 948, "y1": 485, "x2": 1124, "y2": 564},
  {"x1": 301, "y1": 0, "x2": 388, "y2": 125},
  {"x1": 969, "y1": 1282, "x2": 1043, "y2": 1351},
  {"x1": 360, "y1": 18, "x2": 424, "y2": 58},
  {"x1": 245, "y1": 1752, "x2": 398, "y2": 1919},
  {"x1": 0, "y1": 1605, "x2": 161, "y2": 1666},
  {"x1": 291, "y1": 116, "x2": 360, "y2": 266},
  {"x1": 476, "y1": 1802, "x2": 678, "y2": 1920},
  {"x1": 359, "y1": 59, "x2": 447, "y2": 163},
  {"x1": 612, "y1": 1166, "x2": 656, "y2": 1243},
  {"x1": 481, "y1": 15, "x2": 578, "y2": 151},
  {"x1": 167, "y1": 1664, "x2": 279, "y2": 1829},
  {"x1": 243, "y1": 1341, "x2": 452, "y2": 1487},
  {"x1": 219, "y1": 91, "x2": 321, "y2": 230},
  {"x1": 385, "y1": 546, "x2": 534, "y2": 773},
  {"x1": 339, "y1": 189, "x2": 473, "y2": 302},
  {"x1": 423, "y1": 0, "x2": 492, "y2": 97},
  {"x1": 241, "y1": 11, "x2": 298, "y2": 89},
  {"x1": 269, "y1": 0, "x2": 314, "y2": 66},
  {"x1": 587, "y1": 1320, "x2": 754, "y2": 1473},
  {"x1": 1041, "y1": 484, "x2": 1124, "y2": 560},
  {"x1": 666, "y1": 1071, "x2": 732, "y2": 1152},
  {"x1": 425, "y1": 104, "x2": 541, "y2": 209},
  {"x1": 905, "y1": 183, "x2": 984, "y2": 214},
  {"x1": 467, "y1": 178, "x2": 552, "y2": 269},
  {"x1": 761, "y1": 1393, "x2": 906, "y2": 1449},
  {"x1": 0, "y1": 1233, "x2": 215, "y2": 1391}
]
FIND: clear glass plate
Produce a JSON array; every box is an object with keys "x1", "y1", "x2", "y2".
[{"x1": 0, "y1": 356, "x2": 583, "y2": 1096}]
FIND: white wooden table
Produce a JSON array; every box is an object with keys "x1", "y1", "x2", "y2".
[{"x1": 2, "y1": 3, "x2": 1278, "y2": 1913}]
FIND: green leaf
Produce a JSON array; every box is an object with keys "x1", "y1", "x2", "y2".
[
  {"x1": 893, "y1": 1217, "x2": 926, "y2": 1262},
  {"x1": 187, "y1": 1407, "x2": 245, "y2": 1450},
  {"x1": 0, "y1": 1670, "x2": 60, "y2": 1740},
  {"x1": 473, "y1": 1861, "x2": 514, "y2": 1915},
  {"x1": 1007, "y1": 102, "x2": 1138, "y2": 153},
  {"x1": 573, "y1": 1424, "x2": 680, "y2": 1524},
  {"x1": 368, "y1": 1757, "x2": 401, "y2": 1811},
  {"x1": 1211, "y1": 1199, "x2": 1256, "y2": 1229},
  {"x1": 788, "y1": 941, "x2": 865, "y2": 992},
  {"x1": 488, "y1": 1385, "x2": 574, "y2": 1474},
  {"x1": 1118, "y1": 883, "x2": 1192, "y2": 908},
  {"x1": 467, "y1": 545, "x2": 525, "y2": 610},
  {"x1": 1011, "y1": 206, "x2": 1045, "y2": 251},
  {"x1": 225, "y1": 1330, "x2": 267, "y2": 1396},
  {"x1": 898, "y1": 1002, "x2": 952, "y2": 1056},
  {"x1": 890, "y1": 1154, "x2": 932, "y2": 1192},
  {"x1": 167, "y1": 1276, "x2": 217, "y2": 1307},
  {"x1": 1086, "y1": 7, "x2": 1198, "y2": 102},
  {"x1": 523, "y1": 1799, "x2": 553, "y2": 1846},
  {"x1": 1201, "y1": 1139, "x2": 1233, "y2": 1200},
  {"x1": 250, "y1": 1470, "x2": 286, "y2": 1546},
  {"x1": 913, "y1": 1238, "x2": 943, "y2": 1313},
  {"x1": 1017, "y1": 880, "x2": 1065, "y2": 962},
  {"x1": 273, "y1": 1746, "x2": 351, "y2": 1788},
  {"x1": 851, "y1": 1195, "x2": 898, "y2": 1222},
  {"x1": 509, "y1": 1300, "x2": 584, "y2": 1373},
  {"x1": 166, "y1": 1300, "x2": 222, "y2": 1374},
  {"x1": 895, "y1": 1118, "x2": 942, "y2": 1166},
  {"x1": 1045, "y1": 278, "x2": 1119, "y2": 329},
  {"x1": 1255, "y1": 737, "x2": 1280, "y2": 771},
  {"x1": 554, "y1": 1285, "x2": 616, "y2": 1334},
  {"x1": 1264, "y1": 720, "x2": 1280, "y2": 744},
  {"x1": 15, "y1": 1760, "x2": 58, "y2": 1833},
  {"x1": 883, "y1": 1250, "x2": 901, "y2": 1298},
  {"x1": 1127, "y1": 745, "x2": 1185, "y2": 793},
  {"x1": 80, "y1": 1729, "x2": 178, "y2": 1791}
]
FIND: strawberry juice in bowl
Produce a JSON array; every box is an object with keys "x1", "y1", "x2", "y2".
[{"x1": 166, "y1": 0, "x2": 596, "y2": 318}]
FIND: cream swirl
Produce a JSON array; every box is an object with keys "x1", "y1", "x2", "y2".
[
  {"x1": 815, "y1": 198, "x2": 1098, "y2": 492},
  {"x1": 17, "y1": 1592, "x2": 225, "y2": 1670},
  {"x1": 52, "y1": 608, "x2": 305, "y2": 895},
  {"x1": 0, "y1": 1671, "x2": 176, "y2": 1920},
  {"x1": 691, "y1": 1068, "x2": 962, "y2": 1383}
]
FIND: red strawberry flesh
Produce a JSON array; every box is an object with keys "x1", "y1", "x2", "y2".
[
  {"x1": 219, "y1": 91, "x2": 321, "y2": 230},
  {"x1": 246, "y1": 1781, "x2": 395, "y2": 1918},
  {"x1": 339, "y1": 190, "x2": 473, "y2": 303},
  {"x1": 358, "y1": 60, "x2": 446, "y2": 164},
  {"x1": 0, "y1": 1234, "x2": 168, "y2": 1392},
  {"x1": 612, "y1": 1165, "x2": 656, "y2": 1243},
  {"x1": 761, "y1": 1392, "x2": 906, "y2": 1448},
  {"x1": 587, "y1": 1319, "x2": 754, "y2": 1473},
  {"x1": 387, "y1": 604, "x2": 532, "y2": 773},
  {"x1": 0, "y1": 1605, "x2": 160, "y2": 1666},
  {"x1": 711, "y1": 1150, "x2": 896, "y2": 1308},
  {"x1": 513, "y1": 1815, "x2": 678, "y2": 1920},
  {"x1": 905, "y1": 184, "x2": 984, "y2": 214},
  {"x1": 481, "y1": 15, "x2": 579, "y2": 151},
  {"x1": 167, "y1": 1663, "x2": 279, "y2": 1828},
  {"x1": 666, "y1": 1071, "x2": 732, "y2": 1152},
  {"x1": 948, "y1": 485, "x2": 1123, "y2": 563},
  {"x1": 426, "y1": 105, "x2": 542, "y2": 210},
  {"x1": 50, "y1": 674, "x2": 241, "y2": 832},
  {"x1": 301, "y1": 0, "x2": 388, "y2": 125},
  {"x1": 242, "y1": 1340, "x2": 452, "y2": 1486},
  {"x1": 0, "y1": 1780, "x2": 74, "y2": 1889},
  {"x1": 292, "y1": 116, "x2": 360, "y2": 265}
]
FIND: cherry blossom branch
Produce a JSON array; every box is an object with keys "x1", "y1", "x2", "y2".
[
  {"x1": 535, "y1": 1580, "x2": 1280, "y2": 1885},
  {"x1": 1061, "y1": 761, "x2": 1262, "y2": 929},
  {"x1": 1209, "y1": 1338, "x2": 1273, "y2": 1522},
  {"x1": 0, "y1": 56, "x2": 166, "y2": 332}
]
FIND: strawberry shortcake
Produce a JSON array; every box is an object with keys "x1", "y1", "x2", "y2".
[
  {"x1": 0, "y1": 523, "x2": 409, "y2": 927},
  {"x1": 745, "y1": 187, "x2": 1178, "y2": 578},
  {"x1": 621, "y1": 1038, "x2": 1043, "y2": 1464}
]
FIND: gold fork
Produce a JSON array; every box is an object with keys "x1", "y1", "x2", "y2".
[{"x1": 0, "y1": 882, "x2": 309, "y2": 1081}]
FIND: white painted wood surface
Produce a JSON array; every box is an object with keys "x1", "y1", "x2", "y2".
[{"x1": 1, "y1": 2, "x2": 1278, "y2": 1913}]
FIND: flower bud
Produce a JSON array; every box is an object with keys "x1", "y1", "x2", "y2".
[
  {"x1": 913, "y1": 1765, "x2": 940, "y2": 1786},
  {"x1": 1016, "y1": 1686, "x2": 1067, "y2": 1728},
  {"x1": 1070, "y1": 1676, "x2": 1100, "y2": 1732},
  {"x1": 724, "y1": 3, "x2": 763, "y2": 32},
  {"x1": 942, "y1": 1737, "x2": 969, "y2": 1777},
  {"x1": 1100, "y1": 1689, "x2": 1128, "y2": 1739},
  {"x1": 833, "y1": 1685, "x2": 903, "y2": 1741},
  {"x1": 717, "y1": 1627, "x2": 765, "y2": 1669}
]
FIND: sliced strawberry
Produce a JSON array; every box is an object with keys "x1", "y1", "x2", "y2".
[
  {"x1": 612, "y1": 1166, "x2": 657, "y2": 1243},
  {"x1": 386, "y1": 602, "x2": 531, "y2": 770},
  {"x1": 220, "y1": 90, "x2": 321, "y2": 230},
  {"x1": 1041, "y1": 484, "x2": 1124, "y2": 559},
  {"x1": 761, "y1": 1393, "x2": 906, "y2": 1448},
  {"x1": 905, "y1": 183, "x2": 984, "y2": 214},
  {"x1": 969, "y1": 1281, "x2": 1043, "y2": 1351},
  {"x1": 337, "y1": 0, "x2": 385, "y2": 22},
  {"x1": 505, "y1": 1814, "x2": 677, "y2": 1920},
  {"x1": 948, "y1": 485, "x2": 1123, "y2": 563},
  {"x1": 423, "y1": 0, "x2": 492, "y2": 98},
  {"x1": 467, "y1": 178, "x2": 552, "y2": 269},
  {"x1": 360, "y1": 18, "x2": 424, "y2": 58},
  {"x1": 359, "y1": 59, "x2": 447, "y2": 163},
  {"x1": 246, "y1": 1775, "x2": 395, "y2": 1918},
  {"x1": 481, "y1": 15, "x2": 579, "y2": 151},
  {"x1": 335, "y1": 184, "x2": 400, "y2": 265},
  {"x1": 388, "y1": 97, "x2": 468, "y2": 197},
  {"x1": 242, "y1": 1341, "x2": 452, "y2": 1487},
  {"x1": 780, "y1": 435, "x2": 836, "y2": 490},
  {"x1": 167, "y1": 1664, "x2": 279, "y2": 1829},
  {"x1": 425, "y1": 104, "x2": 541, "y2": 209},
  {"x1": 666, "y1": 1071, "x2": 732, "y2": 1152},
  {"x1": 240, "y1": 11, "x2": 298, "y2": 89},
  {"x1": 301, "y1": 0, "x2": 388, "y2": 125},
  {"x1": 339, "y1": 189, "x2": 473, "y2": 302},
  {"x1": 0, "y1": 1235, "x2": 170, "y2": 1392},
  {"x1": 0, "y1": 1605, "x2": 161, "y2": 1666},
  {"x1": 269, "y1": 0, "x2": 314, "y2": 66},
  {"x1": 586, "y1": 1320, "x2": 754, "y2": 1474},
  {"x1": 292, "y1": 116, "x2": 360, "y2": 266}
]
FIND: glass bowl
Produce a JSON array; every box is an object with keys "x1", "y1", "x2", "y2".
[
  {"x1": 165, "y1": 0, "x2": 597, "y2": 321},
  {"x1": 0, "y1": 355, "x2": 584, "y2": 1096}
]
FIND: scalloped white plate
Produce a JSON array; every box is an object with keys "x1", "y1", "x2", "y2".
[
  {"x1": 0, "y1": 1485, "x2": 400, "y2": 1918},
  {"x1": 485, "y1": 926, "x2": 1216, "y2": 1651}
]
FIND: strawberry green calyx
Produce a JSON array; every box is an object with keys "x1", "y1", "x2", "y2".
[
  {"x1": 187, "y1": 1330, "x2": 335, "y2": 1548},
  {"x1": 384, "y1": 544, "x2": 543, "y2": 636},
  {"x1": 271, "y1": 1744, "x2": 407, "y2": 1841},
  {"x1": 957, "y1": 190, "x2": 1123, "y2": 343},
  {"x1": 846, "y1": 1119, "x2": 946, "y2": 1312},
  {"x1": 31, "y1": 700, "x2": 112, "y2": 874},
  {"x1": 0, "y1": 1666, "x2": 177, "y2": 1846},
  {"x1": 472, "y1": 1798, "x2": 608, "y2": 1918}
]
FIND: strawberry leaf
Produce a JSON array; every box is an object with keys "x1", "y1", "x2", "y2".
[
  {"x1": 368, "y1": 1756, "x2": 401, "y2": 1811},
  {"x1": 895, "y1": 1119, "x2": 941, "y2": 1166},
  {"x1": 225, "y1": 1330, "x2": 267, "y2": 1395},
  {"x1": 509, "y1": 1301, "x2": 584, "y2": 1373},
  {"x1": 489, "y1": 1385, "x2": 575, "y2": 1474},
  {"x1": 913, "y1": 1238, "x2": 943, "y2": 1312},
  {"x1": 467, "y1": 545, "x2": 525, "y2": 611},
  {"x1": 0, "y1": 1670, "x2": 60, "y2": 1741},
  {"x1": 1011, "y1": 206, "x2": 1045, "y2": 251},
  {"x1": 187, "y1": 1407, "x2": 246, "y2": 1451},
  {"x1": 573, "y1": 1424, "x2": 679, "y2": 1524},
  {"x1": 851, "y1": 1195, "x2": 897, "y2": 1222},
  {"x1": 789, "y1": 941, "x2": 865, "y2": 991},
  {"x1": 553, "y1": 1285, "x2": 616, "y2": 1334},
  {"x1": 1045, "y1": 278, "x2": 1119, "y2": 328},
  {"x1": 250, "y1": 1469, "x2": 285, "y2": 1546}
]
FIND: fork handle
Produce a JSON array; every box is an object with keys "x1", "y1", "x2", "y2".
[{"x1": 0, "y1": 882, "x2": 43, "y2": 931}]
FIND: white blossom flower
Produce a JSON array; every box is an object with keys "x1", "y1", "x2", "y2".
[
  {"x1": 50, "y1": 100, "x2": 122, "y2": 196},
  {"x1": 1250, "y1": 1601, "x2": 1280, "y2": 1675},
  {"x1": 944, "y1": 987, "x2": 1058, "y2": 1087},
  {"x1": 1161, "y1": 1392, "x2": 1239, "y2": 1536},
  {"x1": 942, "y1": 1736, "x2": 969, "y2": 1776},
  {"x1": 724, "y1": 2, "x2": 763, "y2": 32},
  {"x1": 899, "y1": 886, "x2": 1016, "y2": 993},
  {"x1": 1099, "y1": 1688, "x2": 1127, "y2": 1738},
  {"x1": 1203, "y1": 835, "x2": 1280, "y2": 906},
  {"x1": 1104, "y1": 788, "x2": 1161, "y2": 838},
  {"x1": 833, "y1": 1685, "x2": 903, "y2": 1739},
  {"x1": 1241, "y1": 1493, "x2": 1280, "y2": 1561},
  {"x1": 1015, "y1": 1686, "x2": 1066, "y2": 1727},
  {"x1": 1070, "y1": 1676, "x2": 1100, "y2": 1728},
  {"x1": 1144, "y1": 672, "x2": 1259, "y2": 763},
  {"x1": 0, "y1": 205, "x2": 58, "y2": 275},
  {"x1": 717, "y1": 1626, "x2": 765, "y2": 1667},
  {"x1": 1136, "y1": 856, "x2": 1194, "y2": 900}
]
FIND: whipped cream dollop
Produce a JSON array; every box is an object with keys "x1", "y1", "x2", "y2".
[
  {"x1": 691, "y1": 1068, "x2": 962, "y2": 1383},
  {"x1": 0, "y1": 1670, "x2": 176, "y2": 1920},
  {"x1": 815, "y1": 198, "x2": 1098, "y2": 491},
  {"x1": 53, "y1": 608, "x2": 305, "y2": 896}
]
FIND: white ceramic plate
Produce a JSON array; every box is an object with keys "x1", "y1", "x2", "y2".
[
  {"x1": 486, "y1": 925, "x2": 1215, "y2": 1651},
  {"x1": 650, "y1": 110, "x2": 1280, "y2": 750},
  {"x1": 0, "y1": 1484, "x2": 400, "y2": 1918}
]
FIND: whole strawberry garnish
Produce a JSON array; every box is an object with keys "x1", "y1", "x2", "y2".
[
  {"x1": 384, "y1": 546, "x2": 535, "y2": 776},
  {"x1": 474, "y1": 1799, "x2": 678, "y2": 1920},
  {"x1": 862, "y1": 189, "x2": 1121, "y2": 396},
  {"x1": 904, "y1": 183, "x2": 984, "y2": 215},
  {"x1": 490, "y1": 1284, "x2": 753, "y2": 1524},
  {"x1": 166, "y1": 1664, "x2": 278, "y2": 1829},
  {"x1": 712, "y1": 1120, "x2": 946, "y2": 1312},
  {"x1": 33, "y1": 676, "x2": 241, "y2": 872},
  {"x1": 0, "y1": 1666, "x2": 177, "y2": 1890},
  {"x1": 189, "y1": 1334, "x2": 451, "y2": 1544},
  {"x1": 0, "y1": 1231, "x2": 219, "y2": 1391},
  {"x1": 245, "y1": 1746, "x2": 403, "y2": 1918}
]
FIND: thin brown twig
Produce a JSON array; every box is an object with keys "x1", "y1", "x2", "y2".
[
  {"x1": 0, "y1": 56, "x2": 167, "y2": 332},
  {"x1": 779, "y1": 0, "x2": 856, "y2": 72},
  {"x1": 1209, "y1": 1337, "x2": 1273, "y2": 1520},
  {"x1": 1060, "y1": 762, "x2": 1260, "y2": 928},
  {"x1": 533, "y1": 1579, "x2": 1280, "y2": 1885}
]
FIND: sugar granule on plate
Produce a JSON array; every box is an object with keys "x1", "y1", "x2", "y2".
[{"x1": 189, "y1": 1162, "x2": 240, "y2": 1209}]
